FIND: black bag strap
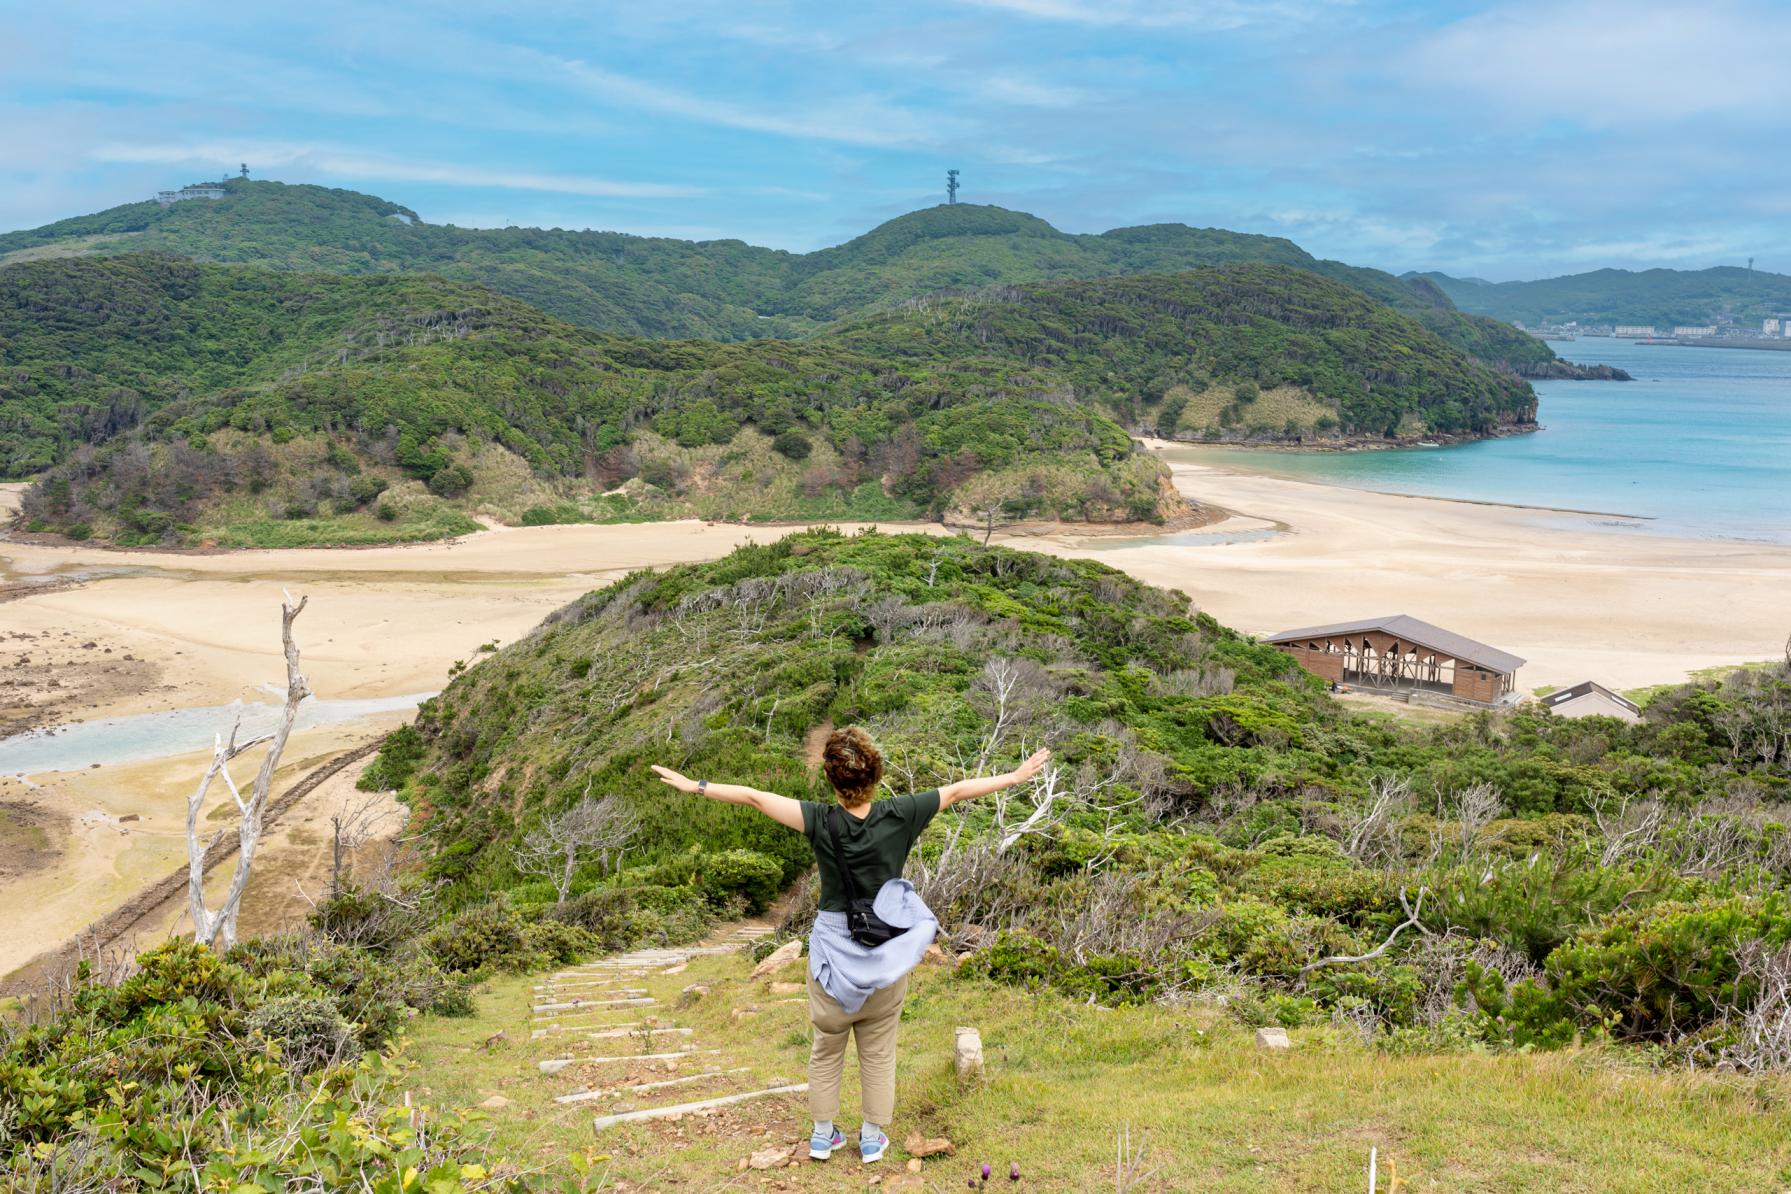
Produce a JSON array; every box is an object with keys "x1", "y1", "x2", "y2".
[{"x1": 825, "y1": 805, "x2": 864, "y2": 909}]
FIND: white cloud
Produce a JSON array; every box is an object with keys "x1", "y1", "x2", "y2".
[
  {"x1": 978, "y1": 74, "x2": 1096, "y2": 108},
  {"x1": 955, "y1": 0, "x2": 1348, "y2": 31},
  {"x1": 88, "y1": 142, "x2": 704, "y2": 199},
  {"x1": 538, "y1": 53, "x2": 946, "y2": 147},
  {"x1": 1405, "y1": 0, "x2": 1791, "y2": 124}
]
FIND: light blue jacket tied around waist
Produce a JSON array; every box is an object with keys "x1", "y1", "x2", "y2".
[{"x1": 807, "y1": 878, "x2": 938, "y2": 1015}]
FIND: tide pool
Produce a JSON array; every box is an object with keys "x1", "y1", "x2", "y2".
[
  {"x1": 1172, "y1": 337, "x2": 1791, "y2": 543},
  {"x1": 0, "y1": 692, "x2": 434, "y2": 776}
]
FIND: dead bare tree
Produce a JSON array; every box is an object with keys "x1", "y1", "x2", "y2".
[
  {"x1": 1341, "y1": 776, "x2": 1412, "y2": 866},
  {"x1": 1591, "y1": 794, "x2": 1665, "y2": 868},
  {"x1": 328, "y1": 788, "x2": 408, "y2": 898},
  {"x1": 1427, "y1": 781, "x2": 1503, "y2": 863},
  {"x1": 990, "y1": 762, "x2": 1077, "y2": 854},
  {"x1": 186, "y1": 593, "x2": 309, "y2": 951},
  {"x1": 1714, "y1": 940, "x2": 1791, "y2": 1072},
  {"x1": 514, "y1": 786, "x2": 641, "y2": 904}
]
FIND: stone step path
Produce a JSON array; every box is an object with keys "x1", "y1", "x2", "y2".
[{"x1": 524, "y1": 919, "x2": 808, "y2": 1133}]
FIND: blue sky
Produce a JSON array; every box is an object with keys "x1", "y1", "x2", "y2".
[{"x1": 3, "y1": 0, "x2": 1788, "y2": 280}]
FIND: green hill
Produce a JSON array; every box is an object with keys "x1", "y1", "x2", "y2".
[
  {"x1": 8, "y1": 529, "x2": 1789, "y2": 1188},
  {"x1": 1412, "y1": 265, "x2": 1791, "y2": 329},
  {"x1": 5, "y1": 254, "x2": 1535, "y2": 545},
  {"x1": 829, "y1": 267, "x2": 1537, "y2": 441},
  {"x1": 370, "y1": 528, "x2": 1791, "y2": 1079},
  {"x1": 0, "y1": 180, "x2": 1551, "y2": 369}
]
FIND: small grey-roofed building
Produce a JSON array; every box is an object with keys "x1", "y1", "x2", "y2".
[
  {"x1": 1263, "y1": 614, "x2": 1524, "y2": 705},
  {"x1": 1539, "y1": 680, "x2": 1642, "y2": 724}
]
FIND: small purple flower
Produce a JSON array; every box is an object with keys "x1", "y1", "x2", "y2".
[
  {"x1": 982, "y1": 1163, "x2": 993, "y2": 1181},
  {"x1": 1010, "y1": 1161, "x2": 1021, "y2": 1182}
]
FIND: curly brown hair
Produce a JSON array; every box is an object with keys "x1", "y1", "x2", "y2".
[{"x1": 821, "y1": 726, "x2": 883, "y2": 807}]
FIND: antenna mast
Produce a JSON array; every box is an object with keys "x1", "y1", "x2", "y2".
[{"x1": 946, "y1": 169, "x2": 960, "y2": 205}]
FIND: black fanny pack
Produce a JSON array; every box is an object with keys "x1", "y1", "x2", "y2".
[{"x1": 826, "y1": 805, "x2": 903, "y2": 949}]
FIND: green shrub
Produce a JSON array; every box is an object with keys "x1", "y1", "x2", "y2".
[
  {"x1": 358, "y1": 723, "x2": 427, "y2": 791},
  {"x1": 426, "y1": 462, "x2": 473, "y2": 497},
  {"x1": 424, "y1": 903, "x2": 534, "y2": 974},
  {"x1": 772, "y1": 430, "x2": 812, "y2": 460},
  {"x1": 698, "y1": 848, "x2": 783, "y2": 913},
  {"x1": 548, "y1": 887, "x2": 644, "y2": 951},
  {"x1": 307, "y1": 884, "x2": 425, "y2": 952},
  {"x1": 246, "y1": 994, "x2": 360, "y2": 1073},
  {"x1": 522, "y1": 918, "x2": 598, "y2": 965},
  {"x1": 1229, "y1": 990, "x2": 1321, "y2": 1028},
  {"x1": 963, "y1": 930, "x2": 1161, "y2": 1006}
]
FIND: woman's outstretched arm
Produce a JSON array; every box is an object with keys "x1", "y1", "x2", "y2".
[
  {"x1": 650, "y1": 765, "x2": 805, "y2": 831},
  {"x1": 938, "y1": 746, "x2": 1051, "y2": 809}
]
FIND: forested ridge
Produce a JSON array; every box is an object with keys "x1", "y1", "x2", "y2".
[
  {"x1": 0, "y1": 179, "x2": 1551, "y2": 369},
  {"x1": 6, "y1": 254, "x2": 1531, "y2": 546},
  {"x1": 1416, "y1": 264, "x2": 1791, "y2": 329}
]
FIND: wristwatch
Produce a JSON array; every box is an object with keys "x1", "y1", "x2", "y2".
[{"x1": 697, "y1": 779, "x2": 708, "y2": 795}]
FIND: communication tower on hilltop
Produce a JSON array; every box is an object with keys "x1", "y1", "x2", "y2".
[
  {"x1": 240, "y1": 162, "x2": 250, "y2": 179},
  {"x1": 946, "y1": 169, "x2": 960, "y2": 204}
]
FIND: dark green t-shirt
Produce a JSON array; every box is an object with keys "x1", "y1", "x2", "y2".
[{"x1": 800, "y1": 791, "x2": 941, "y2": 913}]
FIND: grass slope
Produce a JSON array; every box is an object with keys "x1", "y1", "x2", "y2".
[
  {"x1": 408, "y1": 942, "x2": 1791, "y2": 1191},
  {"x1": 0, "y1": 180, "x2": 1551, "y2": 369}
]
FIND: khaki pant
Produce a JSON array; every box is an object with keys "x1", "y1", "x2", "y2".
[{"x1": 807, "y1": 971, "x2": 908, "y2": 1126}]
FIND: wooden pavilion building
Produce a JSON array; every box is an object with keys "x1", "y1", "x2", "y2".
[{"x1": 1264, "y1": 614, "x2": 1524, "y2": 705}]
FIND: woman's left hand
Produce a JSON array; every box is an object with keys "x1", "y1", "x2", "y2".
[{"x1": 650, "y1": 764, "x2": 700, "y2": 793}]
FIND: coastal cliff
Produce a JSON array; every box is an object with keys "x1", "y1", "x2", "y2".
[{"x1": 1514, "y1": 358, "x2": 1633, "y2": 381}]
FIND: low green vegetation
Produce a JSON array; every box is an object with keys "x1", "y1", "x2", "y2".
[
  {"x1": 827, "y1": 267, "x2": 1535, "y2": 441},
  {"x1": 381, "y1": 530, "x2": 1790, "y2": 1063}
]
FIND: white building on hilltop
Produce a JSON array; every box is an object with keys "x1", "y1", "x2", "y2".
[{"x1": 155, "y1": 185, "x2": 227, "y2": 206}]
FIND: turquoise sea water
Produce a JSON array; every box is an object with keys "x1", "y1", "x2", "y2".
[{"x1": 1175, "y1": 338, "x2": 1791, "y2": 543}]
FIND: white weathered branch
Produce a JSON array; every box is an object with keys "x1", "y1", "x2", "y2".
[{"x1": 1298, "y1": 887, "x2": 1429, "y2": 983}]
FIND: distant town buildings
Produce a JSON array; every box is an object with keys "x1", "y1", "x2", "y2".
[
  {"x1": 1673, "y1": 325, "x2": 1718, "y2": 337},
  {"x1": 154, "y1": 184, "x2": 227, "y2": 206},
  {"x1": 1614, "y1": 325, "x2": 1656, "y2": 337}
]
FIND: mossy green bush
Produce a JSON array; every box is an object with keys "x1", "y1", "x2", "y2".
[{"x1": 245, "y1": 994, "x2": 360, "y2": 1074}]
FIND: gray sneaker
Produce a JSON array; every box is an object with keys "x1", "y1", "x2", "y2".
[{"x1": 809, "y1": 1125, "x2": 846, "y2": 1160}]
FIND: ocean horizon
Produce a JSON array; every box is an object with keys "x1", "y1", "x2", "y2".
[{"x1": 1173, "y1": 337, "x2": 1791, "y2": 544}]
